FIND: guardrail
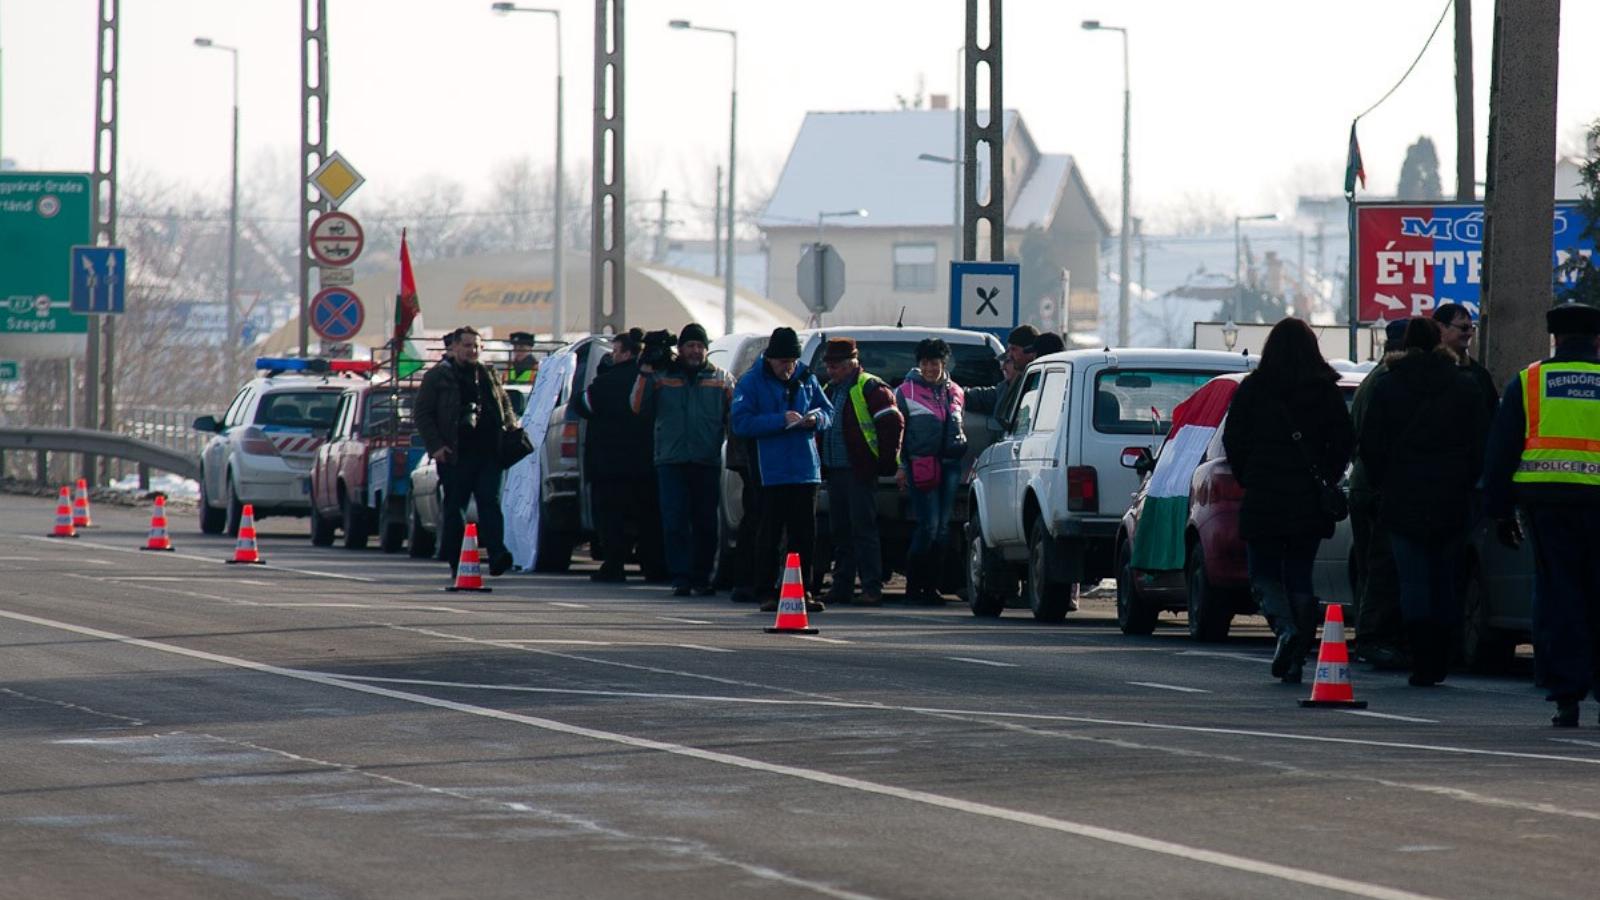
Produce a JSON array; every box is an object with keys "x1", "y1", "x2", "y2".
[
  {"x1": 0, "y1": 427, "x2": 200, "y2": 489},
  {"x1": 120, "y1": 406, "x2": 210, "y2": 459}
]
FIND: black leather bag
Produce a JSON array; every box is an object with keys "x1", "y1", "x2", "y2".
[{"x1": 498, "y1": 426, "x2": 535, "y2": 469}]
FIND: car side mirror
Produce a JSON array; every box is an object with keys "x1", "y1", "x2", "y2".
[
  {"x1": 1120, "y1": 446, "x2": 1154, "y2": 476},
  {"x1": 193, "y1": 415, "x2": 220, "y2": 433}
]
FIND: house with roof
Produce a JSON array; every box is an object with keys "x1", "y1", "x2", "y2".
[{"x1": 757, "y1": 108, "x2": 1110, "y2": 330}]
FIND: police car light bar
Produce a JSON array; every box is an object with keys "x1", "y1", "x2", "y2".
[
  {"x1": 330, "y1": 360, "x2": 380, "y2": 374},
  {"x1": 255, "y1": 357, "x2": 327, "y2": 374}
]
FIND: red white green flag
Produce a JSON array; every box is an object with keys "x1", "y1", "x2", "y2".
[
  {"x1": 394, "y1": 229, "x2": 424, "y2": 377},
  {"x1": 1344, "y1": 121, "x2": 1366, "y2": 196},
  {"x1": 1129, "y1": 378, "x2": 1239, "y2": 572}
]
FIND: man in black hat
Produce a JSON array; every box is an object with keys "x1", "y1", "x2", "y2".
[
  {"x1": 818, "y1": 336, "x2": 903, "y2": 606},
  {"x1": 631, "y1": 322, "x2": 733, "y2": 596},
  {"x1": 507, "y1": 331, "x2": 539, "y2": 384},
  {"x1": 573, "y1": 328, "x2": 664, "y2": 582},
  {"x1": 1482, "y1": 299, "x2": 1600, "y2": 726},
  {"x1": 966, "y1": 323, "x2": 1040, "y2": 415}
]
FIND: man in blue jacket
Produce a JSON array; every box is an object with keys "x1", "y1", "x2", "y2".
[{"x1": 732, "y1": 327, "x2": 834, "y2": 612}]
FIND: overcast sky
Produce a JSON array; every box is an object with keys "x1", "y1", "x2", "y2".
[{"x1": 3, "y1": 0, "x2": 1597, "y2": 235}]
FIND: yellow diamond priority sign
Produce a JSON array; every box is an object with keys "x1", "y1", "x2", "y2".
[{"x1": 308, "y1": 151, "x2": 365, "y2": 209}]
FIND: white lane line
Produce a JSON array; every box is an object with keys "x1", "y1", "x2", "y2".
[
  {"x1": 1176, "y1": 650, "x2": 1266, "y2": 664},
  {"x1": 0, "y1": 556, "x2": 41, "y2": 561},
  {"x1": 676, "y1": 644, "x2": 735, "y2": 654},
  {"x1": 657, "y1": 616, "x2": 713, "y2": 625},
  {"x1": 1550, "y1": 738, "x2": 1600, "y2": 750},
  {"x1": 947, "y1": 657, "x2": 1018, "y2": 668},
  {"x1": 18, "y1": 534, "x2": 376, "y2": 582},
  {"x1": 1128, "y1": 682, "x2": 1210, "y2": 694},
  {"x1": 1341, "y1": 710, "x2": 1438, "y2": 724},
  {"x1": 549, "y1": 602, "x2": 589, "y2": 609},
  {"x1": 0, "y1": 608, "x2": 1444, "y2": 900},
  {"x1": 791, "y1": 635, "x2": 850, "y2": 645},
  {"x1": 101, "y1": 576, "x2": 190, "y2": 581},
  {"x1": 499, "y1": 639, "x2": 614, "y2": 646},
  {"x1": 79, "y1": 558, "x2": 114, "y2": 566}
]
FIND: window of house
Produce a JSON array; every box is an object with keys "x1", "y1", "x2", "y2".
[{"x1": 892, "y1": 243, "x2": 938, "y2": 292}]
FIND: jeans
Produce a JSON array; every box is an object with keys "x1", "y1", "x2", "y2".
[
  {"x1": 906, "y1": 464, "x2": 961, "y2": 559},
  {"x1": 826, "y1": 467, "x2": 882, "y2": 596},
  {"x1": 1389, "y1": 533, "x2": 1464, "y2": 628},
  {"x1": 1245, "y1": 535, "x2": 1319, "y2": 623},
  {"x1": 656, "y1": 463, "x2": 720, "y2": 588},
  {"x1": 753, "y1": 483, "x2": 820, "y2": 599},
  {"x1": 438, "y1": 455, "x2": 506, "y2": 568}
]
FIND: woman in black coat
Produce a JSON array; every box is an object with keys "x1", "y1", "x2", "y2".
[
  {"x1": 1222, "y1": 318, "x2": 1355, "y2": 683},
  {"x1": 1358, "y1": 318, "x2": 1488, "y2": 686}
]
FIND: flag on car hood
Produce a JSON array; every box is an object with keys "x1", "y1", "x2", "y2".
[{"x1": 1129, "y1": 378, "x2": 1239, "y2": 572}]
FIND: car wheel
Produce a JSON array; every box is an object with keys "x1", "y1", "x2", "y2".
[
  {"x1": 1462, "y1": 560, "x2": 1516, "y2": 673},
  {"x1": 309, "y1": 502, "x2": 337, "y2": 546},
  {"x1": 198, "y1": 470, "x2": 226, "y2": 535},
  {"x1": 406, "y1": 492, "x2": 435, "y2": 559},
  {"x1": 1025, "y1": 518, "x2": 1073, "y2": 622},
  {"x1": 533, "y1": 499, "x2": 572, "y2": 572},
  {"x1": 1185, "y1": 549, "x2": 1233, "y2": 642},
  {"x1": 963, "y1": 518, "x2": 1009, "y2": 618},
  {"x1": 1116, "y1": 540, "x2": 1160, "y2": 636},
  {"x1": 341, "y1": 490, "x2": 370, "y2": 550},
  {"x1": 378, "y1": 496, "x2": 406, "y2": 554},
  {"x1": 223, "y1": 474, "x2": 244, "y2": 538}
]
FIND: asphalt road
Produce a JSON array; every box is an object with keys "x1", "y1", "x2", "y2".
[{"x1": 0, "y1": 491, "x2": 1590, "y2": 899}]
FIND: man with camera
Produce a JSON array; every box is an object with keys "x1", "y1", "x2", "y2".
[
  {"x1": 574, "y1": 328, "x2": 665, "y2": 583},
  {"x1": 414, "y1": 326, "x2": 519, "y2": 579},
  {"x1": 630, "y1": 323, "x2": 734, "y2": 596}
]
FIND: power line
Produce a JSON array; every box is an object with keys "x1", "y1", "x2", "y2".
[{"x1": 1353, "y1": 0, "x2": 1454, "y2": 122}]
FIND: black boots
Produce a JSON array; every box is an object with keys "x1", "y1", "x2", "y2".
[
  {"x1": 1405, "y1": 623, "x2": 1449, "y2": 687},
  {"x1": 1280, "y1": 594, "x2": 1321, "y2": 684},
  {"x1": 1552, "y1": 701, "x2": 1581, "y2": 728}
]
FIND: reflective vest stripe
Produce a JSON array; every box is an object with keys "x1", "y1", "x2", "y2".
[
  {"x1": 1515, "y1": 360, "x2": 1600, "y2": 488},
  {"x1": 1526, "y1": 436, "x2": 1600, "y2": 453},
  {"x1": 849, "y1": 373, "x2": 880, "y2": 458},
  {"x1": 1523, "y1": 362, "x2": 1542, "y2": 437}
]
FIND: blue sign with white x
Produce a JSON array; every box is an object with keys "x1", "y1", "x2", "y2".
[
  {"x1": 69, "y1": 245, "x2": 127, "y2": 315},
  {"x1": 310, "y1": 287, "x2": 365, "y2": 342}
]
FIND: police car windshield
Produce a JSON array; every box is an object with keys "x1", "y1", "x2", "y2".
[
  {"x1": 255, "y1": 391, "x2": 343, "y2": 430},
  {"x1": 805, "y1": 340, "x2": 1003, "y2": 389}
]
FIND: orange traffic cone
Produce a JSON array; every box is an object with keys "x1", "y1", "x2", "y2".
[
  {"x1": 47, "y1": 486, "x2": 78, "y2": 538},
  {"x1": 445, "y1": 522, "x2": 492, "y2": 593},
  {"x1": 226, "y1": 503, "x2": 266, "y2": 565},
  {"x1": 71, "y1": 478, "x2": 94, "y2": 528},
  {"x1": 1299, "y1": 603, "x2": 1367, "y2": 709},
  {"x1": 140, "y1": 494, "x2": 175, "y2": 552},
  {"x1": 764, "y1": 553, "x2": 818, "y2": 634}
]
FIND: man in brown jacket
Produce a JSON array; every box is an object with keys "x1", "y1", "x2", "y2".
[{"x1": 819, "y1": 338, "x2": 904, "y2": 605}]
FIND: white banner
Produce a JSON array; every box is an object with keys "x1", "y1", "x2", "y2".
[{"x1": 503, "y1": 351, "x2": 577, "y2": 570}]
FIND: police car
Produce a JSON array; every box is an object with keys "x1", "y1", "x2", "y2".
[{"x1": 193, "y1": 357, "x2": 374, "y2": 535}]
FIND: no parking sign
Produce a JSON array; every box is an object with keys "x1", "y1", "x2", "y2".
[{"x1": 310, "y1": 288, "x2": 364, "y2": 342}]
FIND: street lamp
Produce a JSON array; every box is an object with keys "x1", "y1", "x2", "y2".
[
  {"x1": 917, "y1": 152, "x2": 962, "y2": 267},
  {"x1": 492, "y1": 3, "x2": 565, "y2": 341},
  {"x1": 1082, "y1": 20, "x2": 1132, "y2": 347},
  {"x1": 816, "y1": 208, "x2": 868, "y2": 243},
  {"x1": 194, "y1": 36, "x2": 240, "y2": 381},
  {"x1": 669, "y1": 18, "x2": 738, "y2": 336},
  {"x1": 1233, "y1": 212, "x2": 1279, "y2": 321},
  {"x1": 1221, "y1": 318, "x2": 1239, "y2": 352}
]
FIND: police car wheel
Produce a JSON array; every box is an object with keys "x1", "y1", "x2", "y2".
[
  {"x1": 198, "y1": 472, "x2": 226, "y2": 535},
  {"x1": 223, "y1": 475, "x2": 244, "y2": 538}
]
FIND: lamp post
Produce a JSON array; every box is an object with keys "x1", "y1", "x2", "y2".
[
  {"x1": 1082, "y1": 20, "x2": 1131, "y2": 347},
  {"x1": 194, "y1": 37, "x2": 240, "y2": 381},
  {"x1": 1221, "y1": 318, "x2": 1239, "y2": 352},
  {"x1": 917, "y1": 152, "x2": 962, "y2": 268},
  {"x1": 492, "y1": 3, "x2": 565, "y2": 340},
  {"x1": 816, "y1": 208, "x2": 868, "y2": 244},
  {"x1": 669, "y1": 19, "x2": 737, "y2": 336},
  {"x1": 1232, "y1": 212, "x2": 1278, "y2": 321}
]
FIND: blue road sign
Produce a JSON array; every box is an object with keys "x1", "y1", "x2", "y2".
[
  {"x1": 310, "y1": 287, "x2": 365, "y2": 342},
  {"x1": 949, "y1": 261, "x2": 1020, "y2": 339},
  {"x1": 69, "y1": 245, "x2": 127, "y2": 315}
]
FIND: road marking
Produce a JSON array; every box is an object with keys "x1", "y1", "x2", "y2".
[
  {"x1": 101, "y1": 576, "x2": 190, "y2": 581},
  {"x1": 1176, "y1": 650, "x2": 1266, "y2": 664},
  {"x1": 0, "y1": 607, "x2": 1445, "y2": 900},
  {"x1": 1128, "y1": 682, "x2": 1210, "y2": 694},
  {"x1": 657, "y1": 616, "x2": 713, "y2": 625},
  {"x1": 1395, "y1": 845, "x2": 1453, "y2": 853},
  {"x1": 1341, "y1": 710, "x2": 1437, "y2": 724},
  {"x1": 948, "y1": 657, "x2": 1018, "y2": 668},
  {"x1": 499, "y1": 639, "x2": 614, "y2": 646},
  {"x1": 791, "y1": 635, "x2": 850, "y2": 645},
  {"x1": 0, "y1": 555, "x2": 41, "y2": 561},
  {"x1": 549, "y1": 602, "x2": 589, "y2": 609},
  {"x1": 78, "y1": 558, "x2": 113, "y2": 566},
  {"x1": 676, "y1": 644, "x2": 735, "y2": 654},
  {"x1": 19, "y1": 534, "x2": 376, "y2": 582},
  {"x1": 254, "y1": 602, "x2": 471, "y2": 615},
  {"x1": 1550, "y1": 738, "x2": 1600, "y2": 750}
]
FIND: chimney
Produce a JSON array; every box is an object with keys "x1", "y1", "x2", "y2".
[{"x1": 929, "y1": 94, "x2": 949, "y2": 110}]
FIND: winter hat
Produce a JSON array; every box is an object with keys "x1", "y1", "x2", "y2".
[
  {"x1": 915, "y1": 338, "x2": 951, "y2": 361},
  {"x1": 1007, "y1": 324, "x2": 1040, "y2": 350},
  {"x1": 822, "y1": 337, "x2": 858, "y2": 362},
  {"x1": 1031, "y1": 332, "x2": 1065, "y2": 356},
  {"x1": 1548, "y1": 299, "x2": 1600, "y2": 336},
  {"x1": 766, "y1": 327, "x2": 803, "y2": 360},
  {"x1": 678, "y1": 322, "x2": 710, "y2": 346}
]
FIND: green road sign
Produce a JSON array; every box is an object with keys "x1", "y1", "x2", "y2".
[
  {"x1": 0, "y1": 361, "x2": 18, "y2": 380},
  {"x1": 0, "y1": 172, "x2": 92, "y2": 335}
]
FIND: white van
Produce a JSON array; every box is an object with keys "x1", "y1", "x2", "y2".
[{"x1": 966, "y1": 348, "x2": 1254, "y2": 620}]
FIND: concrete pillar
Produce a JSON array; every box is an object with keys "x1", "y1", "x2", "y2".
[{"x1": 1480, "y1": 0, "x2": 1560, "y2": 384}]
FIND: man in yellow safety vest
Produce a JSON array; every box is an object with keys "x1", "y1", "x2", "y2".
[
  {"x1": 818, "y1": 337, "x2": 904, "y2": 606},
  {"x1": 1482, "y1": 299, "x2": 1600, "y2": 727},
  {"x1": 507, "y1": 331, "x2": 539, "y2": 385}
]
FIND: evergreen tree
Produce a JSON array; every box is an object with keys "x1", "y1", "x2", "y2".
[
  {"x1": 1396, "y1": 136, "x2": 1443, "y2": 201},
  {"x1": 1557, "y1": 120, "x2": 1600, "y2": 306}
]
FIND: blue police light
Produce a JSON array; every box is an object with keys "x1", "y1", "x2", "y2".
[{"x1": 254, "y1": 357, "x2": 331, "y2": 374}]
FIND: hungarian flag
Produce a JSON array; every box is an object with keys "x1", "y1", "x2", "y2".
[
  {"x1": 1343, "y1": 121, "x2": 1366, "y2": 195},
  {"x1": 394, "y1": 229, "x2": 424, "y2": 377},
  {"x1": 1129, "y1": 377, "x2": 1238, "y2": 572}
]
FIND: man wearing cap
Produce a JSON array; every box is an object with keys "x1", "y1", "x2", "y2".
[
  {"x1": 1348, "y1": 318, "x2": 1414, "y2": 669},
  {"x1": 966, "y1": 323, "x2": 1040, "y2": 415},
  {"x1": 631, "y1": 322, "x2": 733, "y2": 596},
  {"x1": 732, "y1": 326, "x2": 834, "y2": 612},
  {"x1": 574, "y1": 328, "x2": 664, "y2": 583},
  {"x1": 818, "y1": 337, "x2": 904, "y2": 606},
  {"x1": 507, "y1": 331, "x2": 539, "y2": 385},
  {"x1": 1481, "y1": 299, "x2": 1600, "y2": 727}
]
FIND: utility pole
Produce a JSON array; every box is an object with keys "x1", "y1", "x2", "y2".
[
  {"x1": 963, "y1": 0, "x2": 1003, "y2": 262},
  {"x1": 299, "y1": 0, "x2": 329, "y2": 357},
  {"x1": 590, "y1": 0, "x2": 625, "y2": 333},
  {"x1": 1455, "y1": 0, "x2": 1475, "y2": 201},
  {"x1": 713, "y1": 164, "x2": 722, "y2": 277},
  {"x1": 87, "y1": 0, "x2": 119, "y2": 484}
]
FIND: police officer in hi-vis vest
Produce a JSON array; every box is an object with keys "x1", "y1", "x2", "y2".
[
  {"x1": 507, "y1": 331, "x2": 539, "y2": 384},
  {"x1": 1482, "y1": 299, "x2": 1600, "y2": 728}
]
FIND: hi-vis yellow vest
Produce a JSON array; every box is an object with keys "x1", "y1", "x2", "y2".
[
  {"x1": 1515, "y1": 361, "x2": 1600, "y2": 488},
  {"x1": 849, "y1": 372, "x2": 882, "y2": 458}
]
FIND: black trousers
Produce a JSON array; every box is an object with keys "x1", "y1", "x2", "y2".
[
  {"x1": 1528, "y1": 505, "x2": 1600, "y2": 703},
  {"x1": 594, "y1": 476, "x2": 665, "y2": 578},
  {"x1": 721, "y1": 469, "x2": 764, "y2": 589},
  {"x1": 438, "y1": 455, "x2": 505, "y2": 568},
  {"x1": 752, "y1": 483, "x2": 819, "y2": 599}
]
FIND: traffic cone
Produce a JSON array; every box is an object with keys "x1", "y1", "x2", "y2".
[
  {"x1": 444, "y1": 522, "x2": 492, "y2": 593},
  {"x1": 47, "y1": 486, "x2": 78, "y2": 539},
  {"x1": 71, "y1": 478, "x2": 94, "y2": 528},
  {"x1": 764, "y1": 553, "x2": 818, "y2": 634},
  {"x1": 226, "y1": 503, "x2": 266, "y2": 565},
  {"x1": 140, "y1": 494, "x2": 175, "y2": 552},
  {"x1": 1298, "y1": 603, "x2": 1367, "y2": 709}
]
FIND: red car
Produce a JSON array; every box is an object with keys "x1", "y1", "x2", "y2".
[
  {"x1": 1115, "y1": 373, "x2": 1361, "y2": 641},
  {"x1": 309, "y1": 380, "x2": 419, "y2": 551}
]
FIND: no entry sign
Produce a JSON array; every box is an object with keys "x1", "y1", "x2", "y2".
[
  {"x1": 310, "y1": 287, "x2": 365, "y2": 342},
  {"x1": 309, "y1": 211, "x2": 365, "y2": 267}
]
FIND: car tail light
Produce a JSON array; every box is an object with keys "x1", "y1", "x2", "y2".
[
  {"x1": 560, "y1": 423, "x2": 578, "y2": 459},
  {"x1": 1067, "y1": 466, "x2": 1098, "y2": 513},
  {"x1": 239, "y1": 427, "x2": 281, "y2": 457}
]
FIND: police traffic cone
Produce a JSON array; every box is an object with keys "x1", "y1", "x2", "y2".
[
  {"x1": 47, "y1": 486, "x2": 78, "y2": 539},
  {"x1": 764, "y1": 553, "x2": 818, "y2": 634},
  {"x1": 226, "y1": 503, "x2": 266, "y2": 565},
  {"x1": 140, "y1": 494, "x2": 175, "y2": 552},
  {"x1": 445, "y1": 522, "x2": 492, "y2": 593},
  {"x1": 1298, "y1": 603, "x2": 1367, "y2": 709},
  {"x1": 71, "y1": 478, "x2": 94, "y2": 528}
]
